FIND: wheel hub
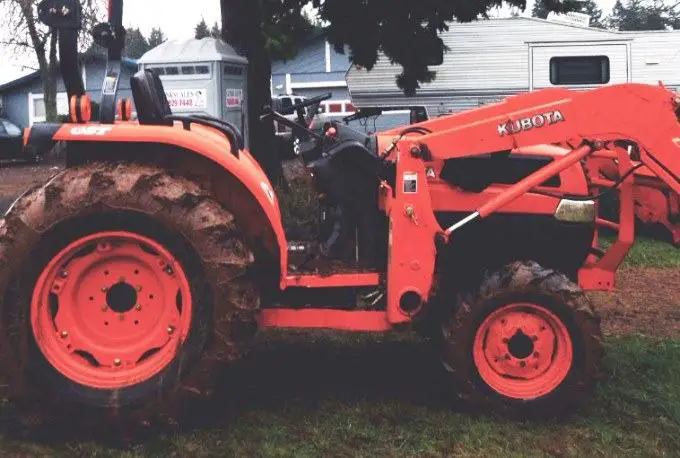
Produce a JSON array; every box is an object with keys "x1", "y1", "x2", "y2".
[
  {"x1": 507, "y1": 330, "x2": 534, "y2": 359},
  {"x1": 31, "y1": 231, "x2": 193, "y2": 390},
  {"x1": 106, "y1": 282, "x2": 138, "y2": 313},
  {"x1": 473, "y1": 303, "x2": 573, "y2": 400}
]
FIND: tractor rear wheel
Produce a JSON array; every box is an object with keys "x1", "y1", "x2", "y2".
[
  {"x1": 440, "y1": 261, "x2": 602, "y2": 418},
  {"x1": 0, "y1": 163, "x2": 259, "y2": 425}
]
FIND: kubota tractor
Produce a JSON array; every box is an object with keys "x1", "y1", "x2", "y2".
[{"x1": 0, "y1": 0, "x2": 678, "y2": 424}]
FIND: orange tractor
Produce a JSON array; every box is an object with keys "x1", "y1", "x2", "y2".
[{"x1": 0, "y1": 0, "x2": 678, "y2": 423}]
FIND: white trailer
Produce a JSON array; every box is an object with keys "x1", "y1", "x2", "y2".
[{"x1": 346, "y1": 17, "x2": 680, "y2": 118}]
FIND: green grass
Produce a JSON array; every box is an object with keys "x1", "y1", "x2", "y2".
[
  {"x1": 602, "y1": 235, "x2": 680, "y2": 268},
  {"x1": 1, "y1": 332, "x2": 679, "y2": 457}
]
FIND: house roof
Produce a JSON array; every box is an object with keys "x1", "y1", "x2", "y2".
[
  {"x1": 0, "y1": 56, "x2": 138, "y2": 93},
  {"x1": 0, "y1": 71, "x2": 41, "y2": 93},
  {"x1": 138, "y1": 38, "x2": 247, "y2": 65}
]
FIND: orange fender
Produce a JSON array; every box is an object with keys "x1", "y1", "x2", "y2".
[{"x1": 51, "y1": 122, "x2": 289, "y2": 284}]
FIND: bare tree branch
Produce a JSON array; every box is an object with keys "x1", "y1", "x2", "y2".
[{"x1": 0, "y1": 0, "x2": 105, "y2": 121}]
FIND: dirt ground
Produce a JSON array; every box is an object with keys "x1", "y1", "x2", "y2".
[
  {"x1": 1, "y1": 163, "x2": 678, "y2": 337},
  {"x1": 593, "y1": 268, "x2": 680, "y2": 337},
  {"x1": 0, "y1": 163, "x2": 63, "y2": 210}
]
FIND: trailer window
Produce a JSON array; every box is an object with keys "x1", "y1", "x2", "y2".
[
  {"x1": 195, "y1": 65, "x2": 210, "y2": 75},
  {"x1": 164, "y1": 66, "x2": 180, "y2": 76},
  {"x1": 550, "y1": 56, "x2": 609, "y2": 85},
  {"x1": 181, "y1": 66, "x2": 196, "y2": 75}
]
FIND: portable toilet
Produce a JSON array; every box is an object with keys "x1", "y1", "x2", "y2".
[{"x1": 138, "y1": 38, "x2": 249, "y2": 146}]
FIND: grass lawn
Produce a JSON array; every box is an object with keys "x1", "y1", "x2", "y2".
[
  {"x1": 604, "y1": 235, "x2": 680, "y2": 268},
  {"x1": 0, "y1": 333, "x2": 679, "y2": 457}
]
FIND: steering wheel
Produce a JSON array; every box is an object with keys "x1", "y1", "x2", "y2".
[
  {"x1": 279, "y1": 93, "x2": 332, "y2": 117},
  {"x1": 261, "y1": 92, "x2": 332, "y2": 141}
]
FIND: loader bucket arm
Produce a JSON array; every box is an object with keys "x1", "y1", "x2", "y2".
[
  {"x1": 395, "y1": 83, "x2": 679, "y2": 291},
  {"x1": 411, "y1": 83, "x2": 680, "y2": 194}
]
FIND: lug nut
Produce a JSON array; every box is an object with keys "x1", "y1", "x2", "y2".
[
  {"x1": 113, "y1": 358, "x2": 122, "y2": 367},
  {"x1": 60, "y1": 330, "x2": 68, "y2": 339},
  {"x1": 135, "y1": 304, "x2": 142, "y2": 311},
  {"x1": 136, "y1": 286, "x2": 142, "y2": 292},
  {"x1": 101, "y1": 287, "x2": 108, "y2": 292},
  {"x1": 167, "y1": 325, "x2": 175, "y2": 335},
  {"x1": 531, "y1": 335, "x2": 538, "y2": 341},
  {"x1": 520, "y1": 361, "x2": 526, "y2": 368},
  {"x1": 101, "y1": 305, "x2": 108, "y2": 312},
  {"x1": 60, "y1": 271, "x2": 68, "y2": 278}
]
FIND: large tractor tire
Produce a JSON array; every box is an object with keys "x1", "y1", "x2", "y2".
[
  {"x1": 0, "y1": 163, "x2": 259, "y2": 423},
  {"x1": 440, "y1": 261, "x2": 603, "y2": 419}
]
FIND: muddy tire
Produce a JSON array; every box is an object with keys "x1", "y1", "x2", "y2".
[
  {"x1": 0, "y1": 163, "x2": 259, "y2": 424},
  {"x1": 441, "y1": 261, "x2": 602, "y2": 419}
]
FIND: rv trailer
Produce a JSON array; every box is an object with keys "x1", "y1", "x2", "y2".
[{"x1": 345, "y1": 17, "x2": 680, "y2": 118}]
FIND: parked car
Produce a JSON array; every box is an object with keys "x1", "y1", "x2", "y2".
[{"x1": 0, "y1": 118, "x2": 34, "y2": 162}]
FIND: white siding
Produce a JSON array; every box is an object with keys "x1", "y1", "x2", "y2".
[
  {"x1": 347, "y1": 17, "x2": 680, "y2": 114},
  {"x1": 347, "y1": 18, "x2": 622, "y2": 96},
  {"x1": 629, "y1": 32, "x2": 680, "y2": 88}
]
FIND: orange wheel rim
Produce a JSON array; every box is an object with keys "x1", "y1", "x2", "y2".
[
  {"x1": 31, "y1": 231, "x2": 193, "y2": 390},
  {"x1": 472, "y1": 303, "x2": 573, "y2": 400}
]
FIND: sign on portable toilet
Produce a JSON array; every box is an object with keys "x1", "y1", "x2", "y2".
[{"x1": 138, "y1": 37, "x2": 250, "y2": 147}]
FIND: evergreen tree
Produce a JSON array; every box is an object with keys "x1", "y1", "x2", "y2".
[{"x1": 195, "y1": 18, "x2": 210, "y2": 39}]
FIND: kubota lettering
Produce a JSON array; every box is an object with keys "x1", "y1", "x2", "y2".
[
  {"x1": 497, "y1": 110, "x2": 565, "y2": 136},
  {"x1": 70, "y1": 126, "x2": 113, "y2": 136}
]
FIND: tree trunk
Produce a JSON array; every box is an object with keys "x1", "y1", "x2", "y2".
[
  {"x1": 221, "y1": 0, "x2": 281, "y2": 184},
  {"x1": 43, "y1": 31, "x2": 59, "y2": 122},
  {"x1": 19, "y1": 1, "x2": 58, "y2": 123}
]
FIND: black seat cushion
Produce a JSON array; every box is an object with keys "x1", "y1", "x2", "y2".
[{"x1": 130, "y1": 69, "x2": 172, "y2": 126}]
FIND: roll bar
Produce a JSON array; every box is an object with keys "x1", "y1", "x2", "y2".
[
  {"x1": 37, "y1": 0, "x2": 85, "y2": 100},
  {"x1": 38, "y1": 0, "x2": 125, "y2": 124}
]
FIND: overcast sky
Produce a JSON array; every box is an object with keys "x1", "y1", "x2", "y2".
[{"x1": 0, "y1": 0, "x2": 619, "y2": 85}]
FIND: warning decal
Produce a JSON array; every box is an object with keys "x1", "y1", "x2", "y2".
[
  {"x1": 403, "y1": 172, "x2": 418, "y2": 194},
  {"x1": 226, "y1": 88, "x2": 243, "y2": 108}
]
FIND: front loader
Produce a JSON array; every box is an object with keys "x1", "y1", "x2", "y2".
[{"x1": 0, "y1": 0, "x2": 678, "y2": 425}]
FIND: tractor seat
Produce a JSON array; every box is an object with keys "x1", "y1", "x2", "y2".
[
  {"x1": 130, "y1": 69, "x2": 245, "y2": 152},
  {"x1": 130, "y1": 69, "x2": 173, "y2": 126}
]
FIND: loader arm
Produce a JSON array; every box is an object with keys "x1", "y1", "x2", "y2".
[
  {"x1": 410, "y1": 83, "x2": 680, "y2": 194},
  {"x1": 376, "y1": 83, "x2": 679, "y2": 294}
]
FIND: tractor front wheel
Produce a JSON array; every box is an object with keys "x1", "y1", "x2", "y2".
[
  {"x1": 441, "y1": 261, "x2": 603, "y2": 418},
  {"x1": 0, "y1": 163, "x2": 260, "y2": 425}
]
